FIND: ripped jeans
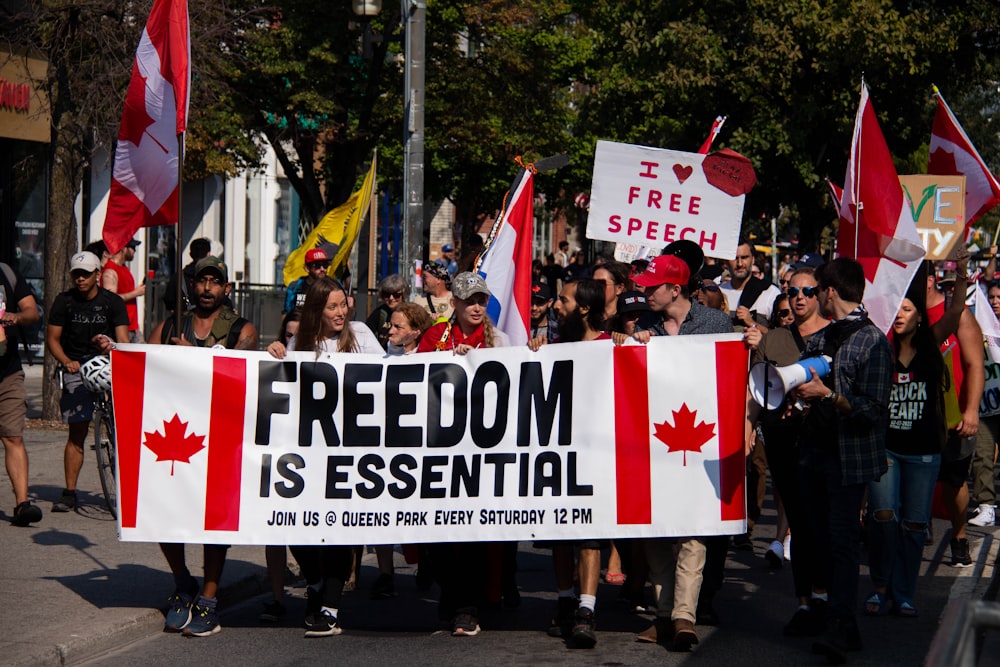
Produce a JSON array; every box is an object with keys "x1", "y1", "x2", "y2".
[{"x1": 866, "y1": 450, "x2": 941, "y2": 606}]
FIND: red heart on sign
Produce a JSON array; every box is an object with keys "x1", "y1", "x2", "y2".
[
  {"x1": 672, "y1": 164, "x2": 694, "y2": 184},
  {"x1": 701, "y1": 149, "x2": 757, "y2": 197}
]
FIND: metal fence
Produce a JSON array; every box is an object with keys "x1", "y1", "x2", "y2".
[
  {"x1": 145, "y1": 280, "x2": 381, "y2": 349},
  {"x1": 925, "y1": 599, "x2": 1000, "y2": 667}
]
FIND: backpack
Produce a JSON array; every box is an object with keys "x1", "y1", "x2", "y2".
[
  {"x1": 160, "y1": 307, "x2": 249, "y2": 349},
  {"x1": 0, "y1": 263, "x2": 33, "y2": 365}
]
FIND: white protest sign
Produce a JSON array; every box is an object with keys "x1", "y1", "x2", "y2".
[
  {"x1": 587, "y1": 140, "x2": 754, "y2": 260},
  {"x1": 109, "y1": 336, "x2": 748, "y2": 545}
]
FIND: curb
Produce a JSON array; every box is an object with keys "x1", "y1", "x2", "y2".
[{"x1": 14, "y1": 573, "x2": 269, "y2": 666}]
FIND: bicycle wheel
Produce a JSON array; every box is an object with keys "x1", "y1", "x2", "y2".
[{"x1": 94, "y1": 410, "x2": 118, "y2": 518}]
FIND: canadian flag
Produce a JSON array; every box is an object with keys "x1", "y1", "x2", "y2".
[
  {"x1": 475, "y1": 167, "x2": 535, "y2": 346},
  {"x1": 102, "y1": 0, "x2": 190, "y2": 255},
  {"x1": 112, "y1": 348, "x2": 245, "y2": 533},
  {"x1": 613, "y1": 338, "x2": 747, "y2": 534},
  {"x1": 836, "y1": 82, "x2": 926, "y2": 333},
  {"x1": 928, "y1": 90, "x2": 1000, "y2": 230}
]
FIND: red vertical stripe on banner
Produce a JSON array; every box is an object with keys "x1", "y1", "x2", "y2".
[
  {"x1": 112, "y1": 350, "x2": 146, "y2": 528},
  {"x1": 716, "y1": 340, "x2": 749, "y2": 521},
  {"x1": 204, "y1": 357, "x2": 246, "y2": 531},
  {"x1": 614, "y1": 345, "x2": 652, "y2": 524}
]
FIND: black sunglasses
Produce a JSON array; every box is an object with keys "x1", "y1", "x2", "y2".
[
  {"x1": 787, "y1": 286, "x2": 818, "y2": 298},
  {"x1": 776, "y1": 308, "x2": 792, "y2": 319}
]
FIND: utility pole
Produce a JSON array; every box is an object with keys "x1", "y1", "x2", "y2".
[{"x1": 402, "y1": 0, "x2": 425, "y2": 295}]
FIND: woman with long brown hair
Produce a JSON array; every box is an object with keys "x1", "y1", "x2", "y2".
[
  {"x1": 267, "y1": 277, "x2": 382, "y2": 359},
  {"x1": 265, "y1": 277, "x2": 380, "y2": 637}
]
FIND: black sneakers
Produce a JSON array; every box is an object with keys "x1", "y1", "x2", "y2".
[
  {"x1": 950, "y1": 537, "x2": 973, "y2": 568},
  {"x1": 11, "y1": 501, "x2": 42, "y2": 526},
  {"x1": 548, "y1": 597, "x2": 577, "y2": 638},
  {"x1": 571, "y1": 607, "x2": 597, "y2": 648},
  {"x1": 52, "y1": 489, "x2": 77, "y2": 513},
  {"x1": 370, "y1": 573, "x2": 396, "y2": 600},
  {"x1": 304, "y1": 609, "x2": 341, "y2": 637}
]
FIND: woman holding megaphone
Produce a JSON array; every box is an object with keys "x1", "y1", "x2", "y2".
[{"x1": 744, "y1": 267, "x2": 832, "y2": 636}]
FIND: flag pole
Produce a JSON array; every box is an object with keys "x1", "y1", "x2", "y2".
[
  {"x1": 853, "y1": 78, "x2": 865, "y2": 259},
  {"x1": 174, "y1": 132, "x2": 184, "y2": 338}
]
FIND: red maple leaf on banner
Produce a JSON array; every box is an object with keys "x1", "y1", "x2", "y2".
[
  {"x1": 143, "y1": 414, "x2": 206, "y2": 476},
  {"x1": 653, "y1": 403, "x2": 716, "y2": 466}
]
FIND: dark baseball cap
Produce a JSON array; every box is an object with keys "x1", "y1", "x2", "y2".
[{"x1": 531, "y1": 281, "x2": 552, "y2": 302}]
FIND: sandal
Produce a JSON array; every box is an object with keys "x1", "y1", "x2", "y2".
[
  {"x1": 894, "y1": 601, "x2": 919, "y2": 618},
  {"x1": 604, "y1": 572, "x2": 626, "y2": 585},
  {"x1": 863, "y1": 591, "x2": 889, "y2": 616}
]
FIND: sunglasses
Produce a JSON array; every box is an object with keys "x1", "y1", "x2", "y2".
[
  {"x1": 776, "y1": 308, "x2": 792, "y2": 319},
  {"x1": 381, "y1": 291, "x2": 404, "y2": 301},
  {"x1": 307, "y1": 262, "x2": 331, "y2": 270},
  {"x1": 787, "y1": 286, "x2": 818, "y2": 298}
]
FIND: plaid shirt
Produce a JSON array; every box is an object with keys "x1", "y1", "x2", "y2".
[{"x1": 801, "y1": 307, "x2": 893, "y2": 485}]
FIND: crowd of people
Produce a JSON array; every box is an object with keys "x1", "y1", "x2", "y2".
[{"x1": 0, "y1": 234, "x2": 996, "y2": 662}]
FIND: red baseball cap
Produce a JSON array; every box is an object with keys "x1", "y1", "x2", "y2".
[
  {"x1": 305, "y1": 248, "x2": 330, "y2": 264},
  {"x1": 631, "y1": 254, "x2": 691, "y2": 288}
]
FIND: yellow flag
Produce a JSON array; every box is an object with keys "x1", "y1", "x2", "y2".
[{"x1": 283, "y1": 153, "x2": 377, "y2": 286}]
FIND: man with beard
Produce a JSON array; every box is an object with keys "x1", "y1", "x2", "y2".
[
  {"x1": 530, "y1": 278, "x2": 609, "y2": 648},
  {"x1": 148, "y1": 256, "x2": 259, "y2": 637},
  {"x1": 719, "y1": 237, "x2": 782, "y2": 330},
  {"x1": 528, "y1": 281, "x2": 559, "y2": 344}
]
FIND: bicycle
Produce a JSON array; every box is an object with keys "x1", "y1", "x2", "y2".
[
  {"x1": 92, "y1": 391, "x2": 117, "y2": 518},
  {"x1": 79, "y1": 355, "x2": 117, "y2": 518}
]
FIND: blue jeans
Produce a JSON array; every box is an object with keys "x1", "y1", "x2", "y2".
[{"x1": 867, "y1": 450, "x2": 940, "y2": 606}]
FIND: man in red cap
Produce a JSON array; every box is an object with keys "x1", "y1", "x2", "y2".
[
  {"x1": 284, "y1": 248, "x2": 332, "y2": 314},
  {"x1": 618, "y1": 253, "x2": 731, "y2": 650}
]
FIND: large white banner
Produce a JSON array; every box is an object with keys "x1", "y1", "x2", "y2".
[
  {"x1": 587, "y1": 140, "x2": 750, "y2": 260},
  {"x1": 110, "y1": 335, "x2": 748, "y2": 544}
]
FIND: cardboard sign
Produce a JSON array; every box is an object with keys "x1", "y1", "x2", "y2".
[
  {"x1": 899, "y1": 175, "x2": 967, "y2": 260},
  {"x1": 981, "y1": 362, "x2": 1000, "y2": 418},
  {"x1": 109, "y1": 336, "x2": 748, "y2": 544},
  {"x1": 588, "y1": 141, "x2": 751, "y2": 260}
]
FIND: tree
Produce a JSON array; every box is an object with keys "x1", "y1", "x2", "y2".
[
  {"x1": 571, "y1": 0, "x2": 1000, "y2": 252},
  {"x1": 1, "y1": 0, "x2": 263, "y2": 418}
]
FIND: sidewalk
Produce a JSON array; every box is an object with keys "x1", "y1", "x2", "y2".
[
  {"x1": 5, "y1": 366, "x2": 271, "y2": 666},
  {"x1": 3, "y1": 364, "x2": 999, "y2": 665}
]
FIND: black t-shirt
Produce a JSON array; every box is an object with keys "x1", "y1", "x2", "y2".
[
  {"x1": 48, "y1": 287, "x2": 129, "y2": 363},
  {"x1": 886, "y1": 353, "x2": 945, "y2": 456},
  {"x1": 0, "y1": 264, "x2": 34, "y2": 379}
]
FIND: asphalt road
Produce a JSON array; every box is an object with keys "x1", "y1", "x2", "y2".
[{"x1": 82, "y1": 527, "x2": 996, "y2": 667}]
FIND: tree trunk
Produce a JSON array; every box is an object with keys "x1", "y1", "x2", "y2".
[{"x1": 42, "y1": 134, "x2": 82, "y2": 420}]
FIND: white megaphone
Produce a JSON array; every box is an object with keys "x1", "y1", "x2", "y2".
[{"x1": 749, "y1": 356, "x2": 832, "y2": 410}]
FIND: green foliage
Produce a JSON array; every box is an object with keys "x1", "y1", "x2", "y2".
[{"x1": 572, "y1": 0, "x2": 1000, "y2": 251}]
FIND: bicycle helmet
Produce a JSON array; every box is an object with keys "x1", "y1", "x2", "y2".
[{"x1": 80, "y1": 356, "x2": 113, "y2": 393}]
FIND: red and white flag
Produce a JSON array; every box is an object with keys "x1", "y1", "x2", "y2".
[
  {"x1": 827, "y1": 179, "x2": 844, "y2": 218},
  {"x1": 102, "y1": 0, "x2": 190, "y2": 255},
  {"x1": 698, "y1": 116, "x2": 727, "y2": 155},
  {"x1": 113, "y1": 349, "x2": 246, "y2": 534},
  {"x1": 475, "y1": 167, "x2": 535, "y2": 346},
  {"x1": 110, "y1": 336, "x2": 747, "y2": 544},
  {"x1": 613, "y1": 340, "x2": 747, "y2": 534},
  {"x1": 836, "y1": 82, "x2": 925, "y2": 333},
  {"x1": 928, "y1": 89, "x2": 1000, "y2": 230}
]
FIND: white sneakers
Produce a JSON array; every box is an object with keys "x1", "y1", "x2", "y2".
[{"x1": 968, "y1": 504, "x2": 996, "y2": 527}]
